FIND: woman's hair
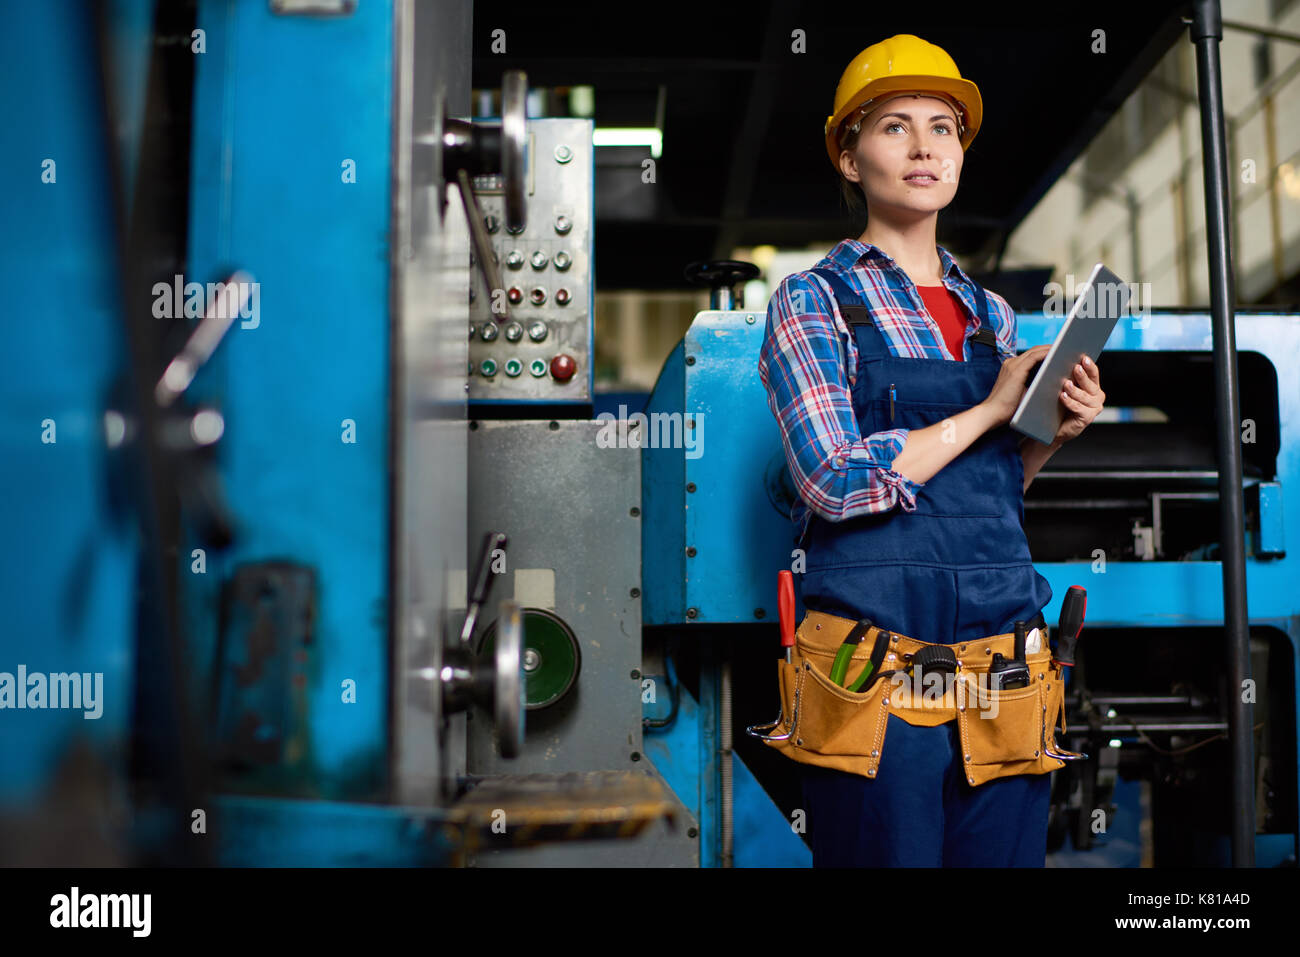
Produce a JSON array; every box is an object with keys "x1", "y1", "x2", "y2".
[{"x1": 835, "y1": 123, "x2": 867, "y2": 221}]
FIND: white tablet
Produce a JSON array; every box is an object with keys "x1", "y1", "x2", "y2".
[{"x1": 1010, "y1": 263, "x2": 1130, "y2": 445}]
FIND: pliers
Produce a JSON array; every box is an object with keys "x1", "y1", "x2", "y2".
[{"x1": 829, "y1": 618, "x2": 891, "y2": 692}]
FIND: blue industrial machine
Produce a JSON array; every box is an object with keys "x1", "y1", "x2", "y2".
[
  {"x1": 1, "y1": 0, "x2": 678, "y2": 867},
  {"x1": 1, "y1": 0, "x2": 1292, "y2": 869}
]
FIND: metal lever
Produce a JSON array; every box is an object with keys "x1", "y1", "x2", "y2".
[
  {"x1": 455, "y1": 168, "x2": 510, "y2": 322},
  {"x1": 155, "y1": 271, "x2": 253, "y2": 407},
  {"x1": 106, "y1": 272, "x2": 249, "y2": 546},
  {"x1": 461, "y1": 530, "x2": 508, "y2": 647}
]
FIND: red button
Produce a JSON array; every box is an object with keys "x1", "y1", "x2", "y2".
[{"x1": 550, "y1": 354, "x2": 576, "y2": 382}]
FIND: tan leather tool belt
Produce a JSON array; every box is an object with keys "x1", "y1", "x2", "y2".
[{"x1": 753, "y1": 609, "x2": 1077, "y2": 786}]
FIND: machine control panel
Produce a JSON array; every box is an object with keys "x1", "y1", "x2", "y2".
[{"x1": 469, "y1": 117, "x2": 593, "y2": 403}]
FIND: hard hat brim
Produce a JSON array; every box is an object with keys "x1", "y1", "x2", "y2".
[{"x1": 825, "y1": 75, "x2": 983, "y2": 170}]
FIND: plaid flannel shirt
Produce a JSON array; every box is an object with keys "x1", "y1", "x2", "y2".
[{"x1": 758, "y1": 238, "x2": 1020, "y2": 545}]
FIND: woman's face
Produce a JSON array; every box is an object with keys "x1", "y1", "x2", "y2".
[{"x1": 840, "y1": 93, "x2": 963, "y2": 220}]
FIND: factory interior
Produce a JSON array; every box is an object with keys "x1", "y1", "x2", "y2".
[{"x1": 3, "y1": 0, "x2": 1300, "y2": 875}]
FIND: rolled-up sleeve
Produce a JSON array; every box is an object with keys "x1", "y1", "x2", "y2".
[
  {"x1": 758, "y1": 272, "x2": 924, "y2": 526},
  {"x1": 983, "y1": 288, "x2": 1020, "y2": 362}
]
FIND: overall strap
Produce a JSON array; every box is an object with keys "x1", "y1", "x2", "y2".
[
  {"x1": 811, "y1": 266, "x2": 999, "y2": 356},
  {"x1": 968, "y1": 282, "x2": 997, "y2": 354},
  {"x1": 808, "y1": 267, "x2": 872, "y2": 326}
]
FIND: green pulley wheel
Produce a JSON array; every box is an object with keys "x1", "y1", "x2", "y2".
[{"x1": 479, "y1": 608, "x2": 581, "y2": 710}]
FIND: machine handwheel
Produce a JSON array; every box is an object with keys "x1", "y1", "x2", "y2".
[
  {"x1": 493, "y1": 600, "x2": 526, "y2": 758},
  {"x1": 500, "y1": 70, "x2": 528, "y2": 232}
]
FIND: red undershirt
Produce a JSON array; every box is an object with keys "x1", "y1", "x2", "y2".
[{"x1": 916, "y1": 284, "x2": 969, "y2": 361}]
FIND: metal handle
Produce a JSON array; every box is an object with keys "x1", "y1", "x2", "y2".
[
  {"x1": 155, "y1": 271, "x2": 253, "y2": 407},
  {"x1": 746, "y1": 668, "x2": 803, "y2": 743},
  {"x1": 456, "y1": 169, "x2": 510, "y2": 322}
]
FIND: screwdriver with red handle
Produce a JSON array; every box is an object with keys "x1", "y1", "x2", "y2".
[
  {"x1": 778, "y1": 570, "x2": 795, "y2": 662},
  {"x1": 1052, "y1": 585, "x2": 1087, "y2": 668}
]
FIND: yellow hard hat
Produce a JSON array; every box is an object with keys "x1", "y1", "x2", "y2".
[{"x1": 825, "y1": 34, "x2": 983, "y2": 170}]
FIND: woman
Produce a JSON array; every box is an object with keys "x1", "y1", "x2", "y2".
[{"x1": 757, "y1": 34, "x2": 1105, "y2": 866}]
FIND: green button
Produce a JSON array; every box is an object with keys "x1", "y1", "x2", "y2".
[
  {"x1": 504, "y1": 358, "x2": 522, "y2": 377},
  {"x1": 480, "y1": 358, "x2": 498, "y2": 377},
  {"x1": 529, "y1": 358, "x2": 548, "y2": 377}
]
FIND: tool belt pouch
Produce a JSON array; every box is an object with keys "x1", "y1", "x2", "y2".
[
  {"x1": 760, "y1": 610, "x2": 1067, "y2": 786},
  {"x1": 955, "y1": 659, "x2": 1067, "y2": 787},
  {"x1": 763, "y1": 636, "x2": 893, "y2": 781}
]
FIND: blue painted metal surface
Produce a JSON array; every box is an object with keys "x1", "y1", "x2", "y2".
[
  {"x1": 184, "y1": 0, "x2": 394, "y2": 802},
  {"x1": 642, "y1": 340, "x2": 688, "y2": 625},
  {"x1": 640, "y1": 656, "x2": 703, "y2": 858},
  {"x1": 1257, "y1": 482, "x2": 1285, "y2": 557},
  {"x1": 732, "y1": 753, "x2": 811, "y2": 867},
  {"x1": 0, "y1": 3, "x2": 142, "y2": 803},
  {"x1": 212, "y1": 795, "x2": 453, "y2": 866}
]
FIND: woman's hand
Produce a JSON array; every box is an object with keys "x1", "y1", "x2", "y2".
[
  {"x1": 1054, "y1": 355, "x2": 1104, "y2": 442},
  {"x1": 981, "y1": 344, "x2": 1051, "y2": 427}
]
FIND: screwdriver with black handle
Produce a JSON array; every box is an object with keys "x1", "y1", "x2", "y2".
[
  {"x1": 989, "y1": 620, "x2": 1031, "y2": 690},
  {"x1": 1052, "y1": 585, "x2": 1087, "y2": 668}
]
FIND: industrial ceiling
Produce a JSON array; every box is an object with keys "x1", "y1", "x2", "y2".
[{"x1": 473, "y1": 1, "x2": 1191, "y2": 291}]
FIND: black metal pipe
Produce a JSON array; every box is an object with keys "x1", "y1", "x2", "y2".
[{"x1": 1188, "y1": 0, "x2": 1255, "y2": 867}]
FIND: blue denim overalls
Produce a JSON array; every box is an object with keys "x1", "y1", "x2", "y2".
[{"x1": 796, "y1": 266, "x2": 1054, "y2": 867}]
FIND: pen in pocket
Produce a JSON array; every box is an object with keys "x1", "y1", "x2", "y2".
[{"x1": 889, "y1": 383, "x2": 895, "y2": 422}]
